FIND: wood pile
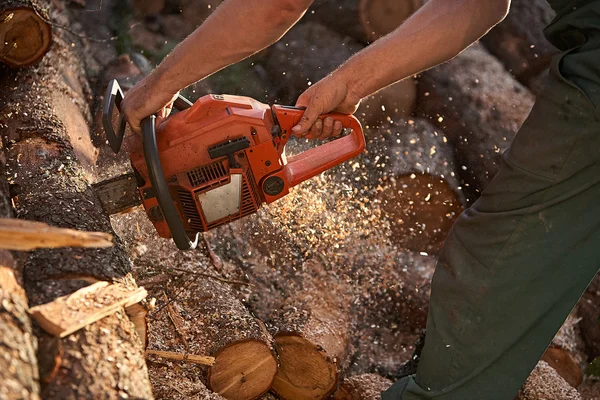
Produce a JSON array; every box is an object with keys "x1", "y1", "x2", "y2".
[{"x1": 1, "y1": 1, "x2": 599, "y2": 400}]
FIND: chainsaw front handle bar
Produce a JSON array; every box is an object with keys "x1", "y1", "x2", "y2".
[
  {"x1": 141, "y1": 115, "x2": 199, "y2": 251},
  {"x1": 272, "y1": 105, "x2": 366, "y2": 188},
  {"x1": 102, "y1": 79, "x2": 194, "y2": 154}
]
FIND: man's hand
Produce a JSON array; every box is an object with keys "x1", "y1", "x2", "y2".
[
  {"x1": 120, "y1": 73, "x2": 180, "y2": 134},
  {"x1": 292, "y1": 72, "x2": 361, "y2": 140}
]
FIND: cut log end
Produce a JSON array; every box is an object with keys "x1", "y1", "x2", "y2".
[
  {"x1": 208, "y1": 339, "x2": 277, "y2": 400},
  {"x1": 541, "y1": 346, "x2": 583, "y2": 389},
  {"x1": 379, "y1": 173, "x2": 463, "y2": 253},
  {"x1": 359, "y1": 0, "x2": 420, "y2": 42},
  {"x1": 0, "y1": 8, "x2": 52, "y2": 67},
  {"x1": 272, "y1": 333, "x2": 338, "y2": 400}
]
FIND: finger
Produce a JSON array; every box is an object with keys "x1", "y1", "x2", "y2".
[
  {"x1": 333, "y1": 120, "x2": 344, "y2": 137},
  {"x1": 319, "y1": 117, "x2": 334, "y2": 139},
  {"x1": 292, "y1": 100, "x2": 322, "y2": 136},
  {"x1": 306, "y1": 119, "x2": 323, "y2": 140}
]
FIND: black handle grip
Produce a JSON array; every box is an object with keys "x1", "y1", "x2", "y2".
[
  {"x1": 141, "y1": 116, "x2": 199, "y2": 251},
  {"x1": 102, "y1": 79, "x2": 127, "y2": 153}
]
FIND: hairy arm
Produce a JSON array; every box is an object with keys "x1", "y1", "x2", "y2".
[
  {"x1": 294, "y1": 0, "x2": 511, "y2": 137},
  {"x1": 122, "y1": 0, "x2": 313, "y2": 132}
]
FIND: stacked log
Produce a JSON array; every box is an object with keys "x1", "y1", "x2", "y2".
[
  {"x1": 306, "y1": 0, "x2": 425, "y2": 44},
  {"x1": 266, "y1": 22, "x2": 416, "y2": 124},
  {"x1": 0, "y1": 0, "x2": 52, "y2": 67},
  {"x1": 0, "y1": 10, "x2": 154, "y2": 400},
  {"x1": 332, "y1": 373, "x2": 393, "y2": 400},
  {"x1": 0, "y1": 132, "x2": 40, "y2": 399},
  {"x1": 418, "y1": 42, "x2": 535, "y2": 200},
  {"x1": 480, "y1": 0, "x2": 557, "y2": 89}
]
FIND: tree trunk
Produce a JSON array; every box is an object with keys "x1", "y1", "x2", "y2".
[
  {"x1": 0, "y1": 14, "x2": 153, "y2": 400},
  {"x1": 332, "y1": 374, "x2": 393, "y2": 400},
  {"x1": 480, "y1": 0, "x2": 557, "y2": 87},
  {"x1": 0, "y1": 145, "x2": 40, "y2": 399},
  {"x1": 367, "y1": 119, "x2": 464, "y2": 254},
  {"x1": 306, "y1": 0, "x2": 423, "y2": 44},
  {"x1": 0, "y1": 0, "x2": 52, "y2": 67},
  {"x1": 269, "y1": 259, "x2": 355, "y2": 400},
  {"x1": 266, "y1": 21, "x2": 416, "y2": 119},
  {"x1": 417, "y1": 43, "x2": 535, "y2": 201}
]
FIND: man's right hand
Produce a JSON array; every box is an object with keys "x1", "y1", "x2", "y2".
[{"x1": 120, "y1": 72, "x2": 180, "y2": 134}]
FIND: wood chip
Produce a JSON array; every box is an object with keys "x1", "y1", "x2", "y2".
[
  {"x1": 29, "y1": 281, "x2": 147, "y2": 337},
  {"x1": 0, "y1": 218, "x2": 113, "y2": 250}
]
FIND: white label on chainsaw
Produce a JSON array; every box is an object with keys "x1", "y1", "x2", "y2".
[{"x1": 197, "y1": 174, "x2": 242, "y2": 223}]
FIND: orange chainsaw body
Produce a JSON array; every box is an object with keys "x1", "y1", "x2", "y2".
[{"x1": 105, "y1": 81, "x2": 364, "y2": 247}]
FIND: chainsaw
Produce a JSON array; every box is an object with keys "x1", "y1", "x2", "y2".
[{"x1": 95, "y1": 79, "x2": 365, "y2": 250}]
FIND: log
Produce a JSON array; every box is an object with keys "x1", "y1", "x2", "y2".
[
  {"x1": 269, "y1": 259, "x2": 355, "y2": 400},
  {"x1": 417, "y1": 43, "x2": 535, "y2": 200},
  {"x1": 580, "y1": 273, "x2": 600, "y2": 360},
  {"x1": 110, "y1": 209, "x2": 278, "y2": 400},
  {"x1": 358, "y1": 79, "x2": 417, "y2": 128},
  {"x1": 480, "y1": 0, "x2": 557, "y2": 86},
  {"x1": 333, "y1": 373, "x2": 393, "y2": 400},
  {"x1": 0, "y1": 12, "x2": 153, "y2": 400},
  {"x1": 0, "y1": 0, "x2": 52, "y2": 67},
  {"x1": 306, "y1": 0, "x2": 423, "y2": 44},
  {"x1": 29, "y1": 281, "x2": 148, "y2": 338},
  {"x1": 367, "y1": 119, "x2": 464, "y2": 254},
  {"x1": 517, "y1": 361, "x2": 582, "y2": 400}
]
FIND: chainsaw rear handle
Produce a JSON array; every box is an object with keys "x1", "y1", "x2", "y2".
[
  {"x1": 273, "y1": 105, "x2": 366, "y2": 187},
  {"x1": 102, "y1": 79, "x2": 193, "y2": 154},
  {"x1": 141, "y1": 115, "x2": 199, "y2": 251}
]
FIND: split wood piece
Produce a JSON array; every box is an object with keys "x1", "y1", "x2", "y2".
[
  {"x1": 0, "y1": 218, "x2": 113, "y2": 250},
  {"x1": 579, "y1": 273, "x2": 600, "y2": 360},
  {"x1": 369, "y1": 119, "x2": 464, "y2": 253},
  {"x1": 0, "y1": 0, "x2": 52, "y2": 67},
  {"x1": 157, "y1": 277, "x2": 277, "y2": 400},
  {"x1": 126, "y1": 302, "x2": 149, "y2": 349},
  {"x1": 266, "y1": 21, "x2": 416, "y2": 130},
  {"x1": 270, "y1": 259, "x2": 355, "y2": 400},
  {"x1": 333, "y1": 373, "x2": 393, "y2": 400},
  {"x1": 146, "y1": 349, "x2": 215, "y2": 366},
  {"x1": 480, "y1": 0, "x2": 557, "y2": 86},
  {"x1": 359, "y1": 0, "x2": 423, "y2": 43},
  {"x1": 29, "y1": 281, "x2": 147, "y2": 338},
  {"x1": 306, "y1": 0, "x2": 423, "y2": 44},
  {"x1": 417, "y1": 43, "x2": 535, "y2": 200},
  {"x1": 0, "y1": 17, "x2": 153, "y2": 399},
  {"x1": 517, "y1": 361, "x2": 582, "y2": 400}
]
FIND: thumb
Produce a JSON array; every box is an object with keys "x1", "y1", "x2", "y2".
[{"x1": 292, "y1": 98, "x2": 322, "y2": 136}]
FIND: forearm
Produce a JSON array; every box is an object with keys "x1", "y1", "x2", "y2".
[
  {"x1": 154, "y1": 0, "x2": 312, "y2": 93},
  {"x1": 339, "y1": 0, "x2": 510, "y2": 99}
]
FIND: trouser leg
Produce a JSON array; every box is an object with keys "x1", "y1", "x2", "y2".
[{"x1": 383, "y1": 49, "x2": 600, "y2": 400}]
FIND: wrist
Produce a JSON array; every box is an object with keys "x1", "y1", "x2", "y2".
[{"x1": 335, "y1": 64, "x2": 365, "y2": 104}]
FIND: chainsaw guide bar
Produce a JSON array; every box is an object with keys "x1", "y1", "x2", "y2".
[{"x1": 93, "y1": 173, "x2": 142, "y2": 215}]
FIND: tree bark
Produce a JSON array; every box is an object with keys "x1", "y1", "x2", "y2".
[
  {"x1": 480, "y1": 0, "x2": 557, "y2": 87},
  {"x1": 0, "y1": 14, "x2": 153, "y2": 400},
  {"x1": 332, "y1": 373, "x2": 393, "y2": 400},
  {"x1": 0, "y1": 0, "x2": 52, "y2": 67},
  {"x1": 417, "y1": 43, "x2": 535, "y2": 201},
  {"x1": 367, "y1": 119, "x2": 464, "y2": 254},
  {"x1": 0, "y1": 141, "x2": 40, "y2": 399}
]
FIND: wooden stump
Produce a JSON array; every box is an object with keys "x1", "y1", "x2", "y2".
[
  {"x1": 333, "y1": 374, "x2": 393, "y2": 400},
  {"x1": 368, "y1": 119, "x2": 464, "y2": 253},
  {"x1": 417, "y1": 43, "x2": 535, "y2": 200},
  {"x1": 0, "y1": 14, "x2": 153, "y2": 400},
  {"x1": 481, "y1": 0, "x2": 557, "y2": 86},
  {"x1": 0, "y1": 0, "x2": 52, "y2": 67},
  {"x1": 269, "y1": 259, "x2": 354, "y2": 400}
]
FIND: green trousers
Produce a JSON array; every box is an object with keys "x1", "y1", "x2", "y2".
[{"x1": 383, "y1": 12, "x2": 600, "y2": 400}]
